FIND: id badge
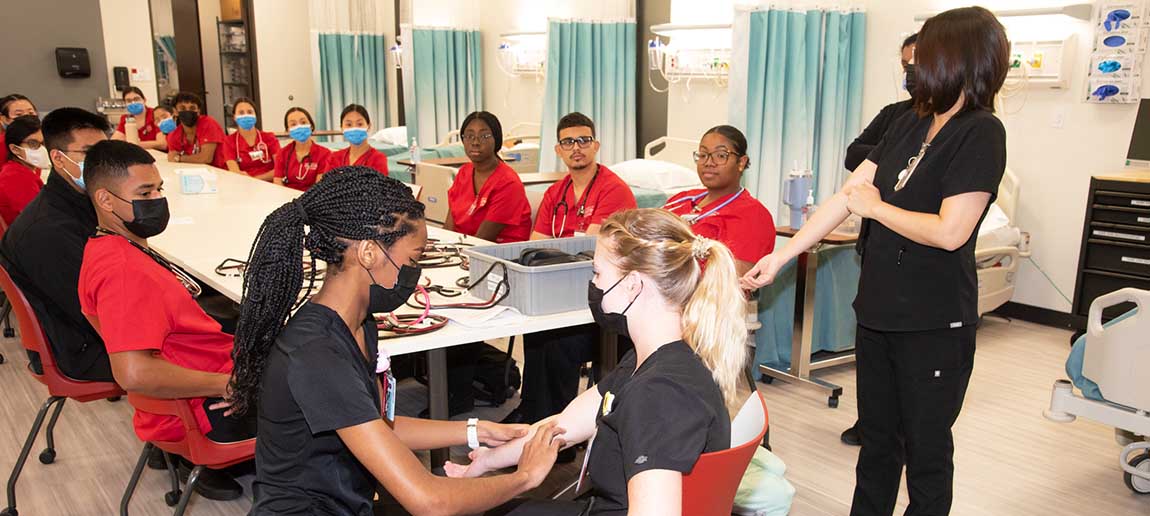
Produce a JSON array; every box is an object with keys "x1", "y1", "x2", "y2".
[
  {"x1": 248, "y1": 150, "x2": 265, "y2": 161},
  {"x1": 574, "y1": 231, "x2": 587, "y2": 237},
  {"x1": 384, "y1": 370, "x2": 396, "y2": 422}
]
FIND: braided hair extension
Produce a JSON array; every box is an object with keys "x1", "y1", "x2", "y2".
[{"x1": 228, "y1": 166, "x2": 425, "y2": 416}]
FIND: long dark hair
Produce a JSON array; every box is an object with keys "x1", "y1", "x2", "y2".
[
  {"x1": 228, "y1": 167, "x2": 426, "y2": 415},
  {"x1": 914, "y1": 6, "x2": 1009, "y2": 116}
]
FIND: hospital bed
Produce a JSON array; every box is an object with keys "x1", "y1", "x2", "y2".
[
  {"x1": 975, "y1": 167, "x2": 1029, "y2": 315},
  {"x1": 440, "y1": 122, "x2": 543, "y2": 174},
  {"x1": 1045, "y1": 288, "x2": 1150, "y2": 495}
]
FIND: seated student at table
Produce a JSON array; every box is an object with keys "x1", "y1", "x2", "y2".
[
  {"x1": 223, "y1": 97, "x2": 280, "y2": 181},
  {"x1": 663, "y1": 125, "x2": 775, "y2": 277},
  {"x1": 111, "y1": 87, "x2": 166, "y2": 151},
  {"x1": 273, "y1": 106, "x2": 331, "y2": 191},
  {"x1": 0, "y1": 108, "x2": 112, "y2": 381},
  {"x1": 166, "y1": 91, "x2": 227, "y2": 169},
  {"x1": 153, "y1": 105, "x2": 175, "y2": 151},
  {"x1": 78, "y1": 140, "x2": 255, "y2": 500},
  {"x1": 445, "y1": 111, "x2": 532, "y2": 243},
  {"x1": 324, "y1": 104, "x2": 388, "y2": 178},
  {"x1": 225, "y1": 167, "x2": 563, "y2": 515},
  {"x1": 0, "y1": 116, "x2": 48, "y2": 225},
  {"x1": 0, "y1": 94, "x2": 37, "y2": 165},
  {"x1": 448, "y1": 209, "x2": 746, "y2": 516}
]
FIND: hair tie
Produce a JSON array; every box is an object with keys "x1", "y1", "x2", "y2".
[
  {"x1": 691, "y1": 236, "x2": 711, "y2": 261},
  {"x1": 291, "y1": 199, "x2": 310, "y2": 225}
]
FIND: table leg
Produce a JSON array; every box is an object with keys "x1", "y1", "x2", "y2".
[{"x1": 427, "y1": 348, "x2": 449, "y2": 470}]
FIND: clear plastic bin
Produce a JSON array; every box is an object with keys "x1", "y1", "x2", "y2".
[{"x1": 462, "y1": 237, "x2": 596, "y2": 316}]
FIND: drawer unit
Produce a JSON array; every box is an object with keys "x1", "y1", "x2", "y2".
[
  {"x1": 1091, "y1": 206, "x2": 1150, "y2": 227},
  {"x1": 1083, "y1": 240, "x2": 1150, "y2": 276},
  {"x1": 1073, "y1": 176, "x2": 1150, "y2": 327}
]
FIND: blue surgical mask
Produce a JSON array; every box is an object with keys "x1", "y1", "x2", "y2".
[
  {"x1": 343, "y1": 127, "x2": 369, "y2": 146},
  {"x1": 235, "y1": 114, "x2": 258, "y2": 130},
  {"x1": 126, "y1": 102, "x2": 146, "y2": 116},
  {"x1": 158, "y1": 118, "x2": 177, "y2": 134},
  {"x1": 59, "y1": 152, "x2": 86, "y2": 191},
  {"x1": 289, "y1": 125, "x2": 313, "y2": 143}
]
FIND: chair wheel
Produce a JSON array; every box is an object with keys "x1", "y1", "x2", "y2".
[
  {"x1": 164, "y1": 490, "x2": 181, "y2": 506},
  {"x1": 3, "y1": 329, "x2": 13, "y2": 338},
  {"x1": 1, "y1": 507, "x2": 18, "y2": 515},
  {"x1": 1125, "y1": 453, "x2": 1150, "y2": 495},
  {"x1": 38, "y1": 449, "x2": 56, "y2": 464},
  {"x1": 828, "y1": 396, "x2": 840, "y2": 408}
]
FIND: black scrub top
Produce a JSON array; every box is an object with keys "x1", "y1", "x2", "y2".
[
  {"x1": 855, "y1": 109, "x2": 1007, "y2": 332},
  {"x1": 251, "y1": 302, "x2": 382, "y2": 516},
  {"x1": 586, "y1": 340, "x2": 730, "y2": 515}
]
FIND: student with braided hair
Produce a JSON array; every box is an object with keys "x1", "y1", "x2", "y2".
[
  {"x1": 447, "y1": 208, "x2": 750, "y2": 516},
  {"x1": 229, "y1": 166, "x2": 566, "y2": 515}
]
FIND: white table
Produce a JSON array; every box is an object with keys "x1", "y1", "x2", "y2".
[{"x1": 145, "y1": 151, "x2": 603, "y2": 465}]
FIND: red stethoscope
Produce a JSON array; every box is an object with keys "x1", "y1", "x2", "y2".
[
  {"x1": 236, "y1": 133, "x2": 271, "y2": 164},
  {"x1": 663, "y1": 188, "x2": 745, "y2": 225},
  {"x1": 289, "y1": 143, "x2": 318, "y2": 184}
]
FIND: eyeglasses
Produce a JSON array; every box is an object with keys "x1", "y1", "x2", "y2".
[
  {"x1": 20, "y1": 140, "x2": 43, "y2": 150},
  {"x1": 462, "y1": 133, "x2": 494, "y2": 144},
  {"x1": 693, "y1": 150, "x2": 741, "y2": 166},
  {"x1": 558, "y1": 137, "x2": 596, "y2": 150}
]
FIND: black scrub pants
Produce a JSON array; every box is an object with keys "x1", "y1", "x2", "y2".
[
  {"x1": 851, "y1": 324, "x2": 976, "y2": 516},
  {"x1": 517, "y1": 325, "x2": 597, "y2": 423}
]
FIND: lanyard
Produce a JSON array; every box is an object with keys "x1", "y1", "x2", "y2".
[
  {"x1": 552, "y1": 167, "x2": 600, "y2": 237},
  {"x1": 665, "y1": 188, "x2": 744, "y2": 225},
  {"x1": 236, "y1": 133, "x2": 270, "y2": 164}
]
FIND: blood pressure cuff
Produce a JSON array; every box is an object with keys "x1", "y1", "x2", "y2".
[{"x1": 517, "y1": 248, "x2": 594, "y2": 267}]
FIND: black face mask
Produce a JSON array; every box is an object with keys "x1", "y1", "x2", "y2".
[
  {"x1": 365, "y1": 243, "x2": 421, "y2": 314},
  {"x1": 178, "y1": 110, "x2": 199, "y2": 127},
  {"x1": 109, "y1": 192, "x2": 171, "y2": 238},
  {"x1": 904, "y1": 63, "x2": 917, "y2": 96},
  {"x1": 587, "y1": 276, "x2": 641, "y2": 338}
]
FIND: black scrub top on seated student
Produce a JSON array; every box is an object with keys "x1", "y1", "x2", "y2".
[
  {"x1": 855, "y1": 109, "x2": 1006, "y2": 332},
  {"x1": 585, "y1": 340, "x2": 730, "y2": 516},
  {"x1": 251, "y1": 302, "x2": 382, "y2": 516}
]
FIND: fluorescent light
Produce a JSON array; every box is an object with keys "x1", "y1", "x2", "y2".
[{"x1": 914, "y1": 3, "x2": 1092, "y2": 22}]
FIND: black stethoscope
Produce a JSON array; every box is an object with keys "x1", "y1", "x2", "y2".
[{"x1": 552, "y1": 166, "x2": 600, "y2": 237}]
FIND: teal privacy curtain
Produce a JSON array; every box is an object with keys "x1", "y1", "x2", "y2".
[
  {"x1": 315, "y1": 33, "x2": 391, "y2": 132},
  {"x1": 728, "y1": 7, "x2": 867, "y2": 369},
  {"x1": 539, "y1": 20, "x2": 637, "y2": 172},
  {"x1": 404, "y1": 28, "x2": 483, "y2": 148}
]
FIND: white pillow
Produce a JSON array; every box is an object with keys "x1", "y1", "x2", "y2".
[
  {"x1": 371, "y1": 126, "x2": 409, "y2": 146},
  {"x1": 610, "y1": 159, "x2": 702, "y2": 191}
]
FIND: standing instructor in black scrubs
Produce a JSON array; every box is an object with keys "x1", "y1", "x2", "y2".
[{"x1": 742, "y1": 7, "x2": 1009, "y2": 515}]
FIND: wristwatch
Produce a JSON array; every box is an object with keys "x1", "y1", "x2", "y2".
[{"x1": 467, "y1": 418, "x2": 480, "y2": 449}]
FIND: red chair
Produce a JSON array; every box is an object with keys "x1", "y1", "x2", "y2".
[
  {"x1": 119, "y1": 393, "x2": 255, "y2": 516},
  {"x1": 681, "y1": 391, "x2": 770, "y2": 516},
  {"x1": 0, "y1": 264, "x2": 125, "y2": 516}
]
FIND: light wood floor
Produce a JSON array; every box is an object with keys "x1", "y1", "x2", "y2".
[{"x1": 0, "y1": 317, "x2": 1146, "y2": 515}]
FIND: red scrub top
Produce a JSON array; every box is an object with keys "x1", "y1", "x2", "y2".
[
  {"x1": 274, "y1": 141, "x2": 333, "y2": 191},
  {"x1": 223, "y1": 130, "x2": 281, "y2": 178},
  {"x1": 533, "y1": 164, "x2": 637, "y2": 238},
  {"x1": 117, "y1": 107, "x2": 160, "y2": 143},
  {"x1": 0, "y1": 129, "x2": 8, "y2": 163},
  {"x1": 326, "y1": 146, "x2": 389, "y2": 176},
  {"x1": 166, "y1": 115, "x2": 228, "y2": 169},
  {"x1": 79, "y1": 235, "x2": 234, "y2": 443},
  {"x1": 0, "y1": 159, "x2": 44, "y2": 225},
  {"x1": 448, "y1": 161, "x2": 533, "y2": 243},
  {"x1": 664, "y1": 188, "x2": 777, "y2": 264}
]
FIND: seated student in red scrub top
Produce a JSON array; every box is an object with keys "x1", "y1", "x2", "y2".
[
  {"x1": 0, "y1": 94, "x2": 38, "y2": 164},
  {"x1": 223, "y1": 98, "x2": 281, "y2": 181},
  {"x1": 0, "y1": 116, "x2": 47, "y2": 225},
  {"x1": 273, "y1": 107, "x2": 331, "y2": 191},
  {"x1": 663, "y1": 125, "x2": 775, "y2": 277},
  {"x1": 446, "y1": 111, "x2": 532, "y2": 243},
  {"x1": 153, "y1": 105, "x2": 175, "y2": 151},
  {"x1": 166, "y1": 91, "x2": 228, "y2": 169},
  {"x1": 503, "y1": 114, "x2": 637, "y2": 459},
  {"x1": 530, "y1": 113, "x2": 636, "y2": 240},
  {"x1": 324, "y1": 104, "x2": 388, "y2": 178},
  {"x1": 111, "y1": 87, "x2": 166, "y2": 151},
  {"x1": 78, "y1": 141, "x2": 255, "y2": 501}
]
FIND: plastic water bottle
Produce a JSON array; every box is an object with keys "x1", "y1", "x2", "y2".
[
  {"x1": 802, "y1": 191, "x2": 815, "y2": 224},
  {"x1": 125, "y1": 116, "x2": 140, "y2": 144},
  {"x1": 410, "y1": 137, "x2": 421, "y2": 165}
]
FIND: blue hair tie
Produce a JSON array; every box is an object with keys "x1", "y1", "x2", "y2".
[{"x1": 1092, "y1": 84, "x2": 1121, "y2": 101}]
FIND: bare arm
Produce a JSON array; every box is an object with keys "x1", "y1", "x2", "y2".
[
  {"x1": 444, "y1": 210, "x2": 456, "y2": 231},
  {"x1": 151, "y1": 132, "x2": 168, "y2": 152},
  {"x1": 855, "y1": 189, "x2": 991, "y2": 252},
  {"x1": 735, "y1": 259, "x2": 753, "y2": 279},
  {"x1": 530, "y1": 231, "x2": 550, "y2": 241},
  {"x1": 273, "y1": 177, "x2": 286, "y2": 186},
  {"x1": 109, "y1": 350, "x2": 229, "y2": 399},
  {"x1": 226, "y1": 160, "x2": 243, "y2": 173},
  {"x1": 253, "y1": 170, "x2": 276, "y2": 182},
  {"x1": 475, "y1": 221, "x2": 507, "y2": 242},
  {"x1": 391, "y1": 416, "x2": 526, "y2": 451},
  {"x1": 112, "y1": 131, "x2": 126, "y2": 141},
  {"x1": 627, "y1": 470, "x2": 683, "y2": 516},
  {"x1": 585, "y1": 224, "x2": 602, "y2": 236},
  {"x1": 178, "y1": 142, "x2": 219, "y2": 165}
]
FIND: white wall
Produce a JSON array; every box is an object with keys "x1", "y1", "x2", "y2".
[
  {"x1": 99, "y1": 0, "x2": 159, "y2": 101},
  {"x1": 252, "y1": 0, "x2": 317, "y2": 130}
]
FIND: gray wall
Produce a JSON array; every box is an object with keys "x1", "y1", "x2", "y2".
[
  {"x1": 637, "y1": 0, "x2": 670, "y2": 153},
  {"x1": 0, "y1": 0, "x2": 111, "y2": 112}
]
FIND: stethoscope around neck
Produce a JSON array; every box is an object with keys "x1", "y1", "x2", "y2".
[
  {"x1": 664, "y1": 188, "x2": 745, "y2": 225},
  {"x1": 552, "y1": 166, "x2": 600, "y2": 237}
]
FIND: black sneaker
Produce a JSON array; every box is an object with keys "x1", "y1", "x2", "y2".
[
  {"x1": 840, "y1": 423, "x2": 862, "y2": 446},
  {"x1": 177, "y1": 461, "x2": 244, "y2": 501}
]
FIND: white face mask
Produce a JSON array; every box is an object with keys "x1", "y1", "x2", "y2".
[{"x1": 20, "y1": 146, "x2": 50, "y2": 169}]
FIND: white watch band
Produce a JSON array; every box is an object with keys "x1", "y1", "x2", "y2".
[{"x1": 467, "y1": 418, "x2": 480, "y2": 449}]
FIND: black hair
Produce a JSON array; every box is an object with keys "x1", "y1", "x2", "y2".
[
  {"x1": 340, "y1": 104, "x2": 371, "y2": 126},
  {"x1": 460, "y1": 111, "x2": 503, "y2": 155},
  {"x1": 82, "y1": 140, "x2": 156, "y2": 196},
  {"x1": 0, "y1": 94, "x2": 35, "y2": 118},
  {"x1": 702, "y1": 125, "x2": 751, "y2": 168},
  {"x1": 5, "y1": 115, "x2": 42, "y2": 152},
  {"x1": 121, "y1": 87, "x2": 147, "y2": 101},
  {"x1": 173, "y1": 91, "x2": 204, "y2": 111},
  {"x1": 154, "y1": 105, "x2": 172, "y2": 116},
  {"x1": 229, "y1": 167, "x2": 426, "y2": 416},
  {"x1": 42, "y1": 107, "x2": 112, "y2": 151},
  {"x1": 283, "y1": 106, "x2": 316, "y2": 130},
  {"x1": 902, "y1": 33, "x2": 918, "y2": 49},
  {"x1": 232, "y1": 97, "x2": 257, "y2": 116},
  {"x1": 557, "y1": 112, "x2": 595, "y2": 139},
  {"x1": 914, "y1": 7, "x2": 1009, "y2": 116}
]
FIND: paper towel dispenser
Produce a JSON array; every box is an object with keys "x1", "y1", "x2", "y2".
[{"x1": 55, "y1": 47, "x2": 91, "y2": 78}]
